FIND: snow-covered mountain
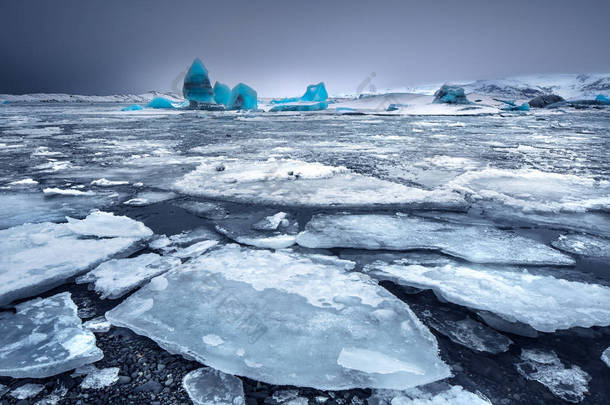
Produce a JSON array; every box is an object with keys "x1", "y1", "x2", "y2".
[{"x1": 0, "y1": 91, "x2": 182, "y2": 103}]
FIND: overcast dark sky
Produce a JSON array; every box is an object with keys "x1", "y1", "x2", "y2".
[{"x1": 1, "y1": 0, "x2": 609, "y2": 97}]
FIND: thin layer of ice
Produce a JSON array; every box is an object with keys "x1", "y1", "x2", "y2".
[
  {"x1": 297, "y1": 214, "x2": 574, "y2": 265},
  {"x1": 106, "y1": 245, "x2": 450, "y2": 390},
  {"x1": 515, "y1": 349, "x2": 590, "y2": 403},
  {"x1": 174, "y1": 158, "x2": 465, "y2": 209},
  {"x1": 0, "y1": 292, "x2": 103, "y2": 378},
  {"x1": 76, "y1": 253, "x2": 181, "y2": 299},
  {"x1": 368, "y1": 385, "x2": 492, "y2": 405},
  {"x1": 80, "y1": 367, "x2": 120, "y2": 389},
  {"x1": 551, "y1": 234, "x2": 610, "y2": 259},
  {"x1": 364, "y1": 262, "x2": 610, "y2": 332},
  {"x1": 0, "y1": 211, "x2": 149, "y2": 306},
  {"x1": 123, "y1": 191, "x2": 177, "y2": 206},
  {"x1": 9, "y1": 384, "x2": 45, "y2": 400},
  {"x1": 182, "y1": 368, "x2": 246, "y2": 405}
]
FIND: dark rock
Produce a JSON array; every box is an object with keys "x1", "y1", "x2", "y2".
[
  {"x1": 134, "y1": 380, "x2": 163, "y2": 395},
  {"x1": 528, "y1": 94, "x2": 565, "y2": 108}
]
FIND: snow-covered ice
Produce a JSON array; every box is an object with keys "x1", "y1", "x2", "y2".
[
  {"x1": 76, "y1": 253, "x2": 181, "y2": 299},
  {"x1": 515, "y1": 349, "x2": 591, "y2": 403},
  {"x1": 297, "y1": 214, "x2": 574, "y2": 265},
  {"x1": 0, "y1": 292, "x2": 103, "y2": 378},
  {"x1": 364, "y1": 262, "x2": 610, "y2": 333},
  {"x1": 174, "y1": 158, "x2": 465, "y2": 209},
  {"x1": 0, "y1": 211, "x2": 151, "y2": 306},
  {"x1": 106, "y1": 245, "x2": 450, "y2": 390},
  {"x1": 182, "y1": 368, "x2": 246, "y2": 405}
]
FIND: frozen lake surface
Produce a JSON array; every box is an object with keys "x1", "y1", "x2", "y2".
[{"x1": 0, "y1": 103, "x2": 609, "y2": 404}]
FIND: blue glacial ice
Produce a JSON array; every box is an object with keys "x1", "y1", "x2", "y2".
[
  {"x1": 213, "y1": 82, "x2": 231, "y2": 106},
  {"x1": 502, "y1": 102, "x2": 530, "y2": 111},
  {"x1": 433, "y1": 85, "x2": 471, "y2": 104},
  {"x1": 270, "y1": 101, "x2": 328, "y2": 112},
  {"x1": 0, "y1": 211, "x2": 152, "y2": 306},
  {"x1": 0, "y1": 292, "x2": 103, "y2": 378},
  {"x1": 296, "y1": 214, "x2": 574, "y2": 266},
  {"x1": 271, "y1": 82, "x2": 328, "y2": 104},
  {"x1": 228, "y1": 83, "x2": 258, "y2": 110},
  {"x1": 121, "y1": 104, "x2": 143, "y2": 111},
  {"x1": 363, "y1": 261, "x2": 610, "y2": 333},
  {"x1": 183, "y1": 58, "x2": 214, "y2": 104},
  {"x1": 146, "y1": 97, "x2": 176, "y2": 109},
  {"x1": 183, "y1": 368, "x2": 246, "y2": 405},
  {"x1": 106, "y1": 244, "x2": 451, "y2": 390},
  {"x1": 596, "y1": 94, "x2": 610, "y2": 105}
]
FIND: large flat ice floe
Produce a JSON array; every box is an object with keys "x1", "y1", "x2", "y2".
[
  {"x1": 174, "y1": 158, "x2": 465, "y2": 209},
  {"x1": 448, "y1": 168, "x2": 610, "y2": 213},
  {"x1": 296, "y1": 214, "x2": 574, "y2": 266},
  {"x1": 0, "y1": 211, "x2": 152, "y2": 306},
  {"x1": 0, "y1": 292, "x2": 103, "y2": 378},
  {"x1": 364, "y1": 262, "x2": 610, "y2": 333},
  {"x1": 106, "y1": 245, "x2": 451, "y2": 390}
]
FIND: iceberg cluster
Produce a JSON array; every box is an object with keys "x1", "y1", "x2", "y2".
[
  {"x1": 0, "y1": 292, "x2": 103, "y2": 378},
  {"x1": 107, "y1": 245, "x2": 451, "y2": 390},
  {"x1": 0, "y1": 211, "x2": 152, "y2": 307},
  {"x1": 364, "y1": 262, "x2": 610, "y2": 333}
]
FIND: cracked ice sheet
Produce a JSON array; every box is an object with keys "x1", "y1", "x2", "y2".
[
  {"x1": 0, "y1": 292, "x2": 103, "y2": 378},
  {"x1": 0, "y1": 211, "x2": 151, "y2": 306},
  {"x1": 296, "y1": 214, "x2": 573, "y2": 266},
  {"x1": 364, "y1": 262, "x2": 610, "y2": 333},
  {"x1": 174, "y1": 158, "x2": 465, "y2": 209},
  {"x1": 106, "y1": 245, "x2": 450, "y2": 390},
  {"x1": 76, "y1": 253, "x2": 181, "y2": 299},
  {"x1": 448, "y1": 168, "x2": 610, "y2": 213}
]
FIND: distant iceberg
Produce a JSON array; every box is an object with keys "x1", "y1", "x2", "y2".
[
  {"x1": 146, "y1": 97, "x2": 176, "y2": 109},
  {"x1": 272, "y1": 82, "x2": 328, "y2": 104},
  {"x1": 213, "y1": 81, "x2": 231, "y2": 106},
  {"x1": 121, "y1": 104, "x2": 143, "y2": 111},
  {"x1": 433, "y1": 85, "x2": 471, "y2": 104}
]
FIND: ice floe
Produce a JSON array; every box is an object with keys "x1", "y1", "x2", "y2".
[
  {"x1": 174, "y1": 158, "x2": 465, "y2": 209},
  {"x1": 106, "y1": 245, "x2": 450, "y2": 390},
  {"x1": 123, "y1": 191, "x2": 178, "y2": 206},
  {"x1": 551, "y1": 234, "x2": 610, "y2": 259},
  {"x1": 79, "y1": 366, "x2": 120, "y2": 389},
  {"x1": 296, "y1": 214, "x2": 574, "y2": 266},
  {"x1": 90, "y1": 178, "x2": 129, "y2": 186},
  {"x1": 0, "y1": 292, "x2": 103, "y2": 378},
  {"x1": 364, "y1": 262, "x2": 610, "y2": 333},
  {"x1": 0, "y1": 211, "x2": 150, "y2": 306},
  {"x1": 368, "y1": 384, "x2": 492, "y2": 405},
  {"x1": 182, "y1": 368, "x2": 246, "y2": 405},
  {"x1": 76, "y1": 253, "x2": 181, "y2": 299},
  {"x1": 515, "y1": 349, "x2": 590, "y2": 403}
]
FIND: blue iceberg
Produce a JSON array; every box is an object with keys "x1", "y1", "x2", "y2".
[
  {"x1": 146, "y1": 97, "x2": 175, "y2": 109},
  {"x1": 121, "y1": 104, "x2": 143, "y2": 111},
  {"x1": 270, "y1": 101, "x2": 328, "y2": 112},
  {"x1": 183, "y1": 59, "x2": 214, "y2": 104},
  {"x1": 272, "y1": 82, "x2": 328, "y2": 104},
  {"x1": 596, "y1": 94, "x2": 610, "y2": 105},
  {"x1": 228, "y1": 83, "x2": 257, "y2": 110},
  {"x1": 213, "y1": 82, "x2": 231, "y2": 106},
  {"x1": 433, "y1": 85, "x2": 471, "y2": 104},
  {"x1": 502, "y1": 102, "x2": 530, "y2": 111}
]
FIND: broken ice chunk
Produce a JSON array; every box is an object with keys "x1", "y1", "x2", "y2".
[
  {"x1": 171, "y1": 240, "x2": 219, "y2": 259},
  {"x1": 0, "y1": 383, "x2": 8, "y2": 398},
  {"x1": 106, "y1": 245, "x2": 450, "y2": 390},
  {"x1": 252, "y1": 212, "x2": 289, "y2": 231},
  {"x1": 551, "y1": 234, "x2": 610, "y2": 259},
  {"x1": 123, "y1": 191, "x2": 177, "y2": 206},
  {"x1": 65, "y1": 210, "x2": 153, "y2": 238},
  {"x1": 0, "y1": 212, "x2": 149, "y2": 306},
  {"x1": 364, "y1": 262, "x2": 610, "y2": 333},
  {"x1": 368, "y1": 384, "x2": 491, "y2": 405},
  {"x1": 515, "y1": 349, "x2": 590, "y2": 403},
  {"x1": 297, "y1": 214, "x2": 574, "y2": 266},
  {"x1": 9, "y1": 383, "x2": 45, "y2": 400},
  {"x1": 182, "y1": 368, "x2": 245, "y2": 405},
  {"x1": 421, "y1": 314, "x2": 512, "y2": 353},
  {"x1": 174, "y1": 158, "x2": 465, "y2": 209},
  {"x1": 79, "y1": 366, "x2": 120, "y2": 389},
  {"x1": 0, "y1": 292, "x2": 103, "y2": 378},
  {"x1": 602, "y1": 347, "x2": 610, "y2": 368},
  {"x1": 83, "y1": 316, "x2": 112, "y2": 333},
  {"x1": 76, "y1": 253, "x2": 181, "y2": 299}
]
